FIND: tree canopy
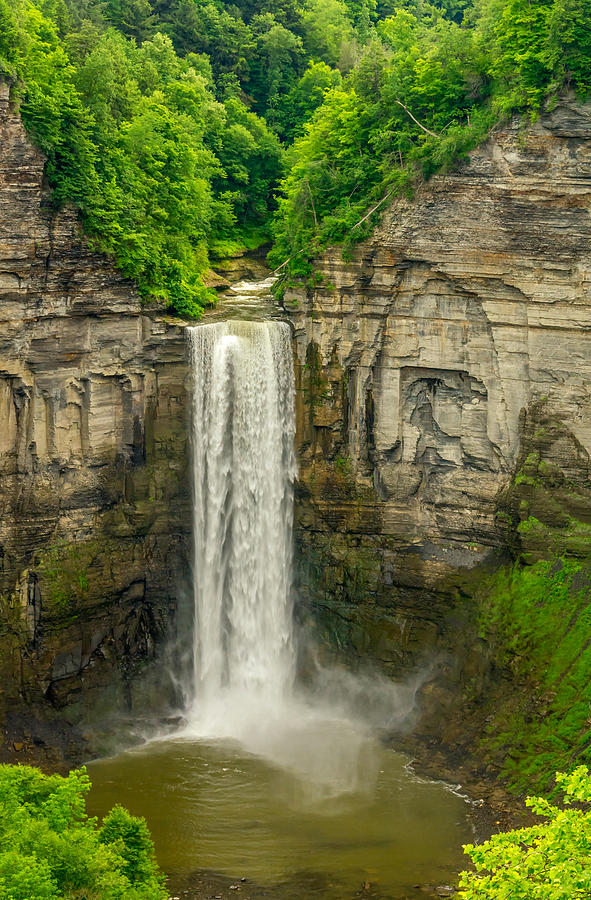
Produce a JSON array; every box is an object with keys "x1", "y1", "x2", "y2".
[
  {"x1": 1, "y1": 0, "x2": 590, "y2": 314},
  {"x1": 0, "y1": 763, "x2": 165, "y2": 899}
]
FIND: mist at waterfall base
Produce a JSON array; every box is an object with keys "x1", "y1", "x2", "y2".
[
  {"x1": 87, "y1": 311, "x2": 473, "y2": 898},
  {"x1": 177, "y1": 319, "x2": 420, "y2": 798}
]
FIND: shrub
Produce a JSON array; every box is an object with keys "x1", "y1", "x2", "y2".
[
  {"x1": 0, "y1": 764, "x2": 166, "y2": 899},
  {"x1": 459, "y1": 767, "x2": 591, "y2": 898}
]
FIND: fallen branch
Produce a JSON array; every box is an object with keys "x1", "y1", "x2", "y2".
[
  {"x1": 395, "y1": 99, "x2": 440, "y2": 138},
  {"x1": 352, "y1": 192, "x2": 392, "y2": 229},
  {"x1": 273, "y1": 256, "x2": 292, "y2": 273}
]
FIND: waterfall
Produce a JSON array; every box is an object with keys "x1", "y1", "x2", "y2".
[
  {"x1": 186, "y1": 320, "x2": 297, "y2": 739},
  {"x1": 183, "y1": 314, "x2": 415, "y2": 796}
]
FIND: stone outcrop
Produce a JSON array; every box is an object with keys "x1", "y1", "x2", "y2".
[
  {"x1": 0, "y1": 85, "x2": 192, "y2": 754},
  {"x1": 286, "y1": 98, "x2": 591, "y2": 674}
]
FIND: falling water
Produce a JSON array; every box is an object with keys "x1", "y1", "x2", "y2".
[
  {"x1": 186, "y1": 320, "x2": 298, "y2": 741},
  {"x1": 183, "y1": 316, "x2": 420, "y2": 795}
]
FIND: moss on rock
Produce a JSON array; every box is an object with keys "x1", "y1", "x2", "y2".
[{"x1": 473, "y1": 556, "x2": 591, "y2": 794}]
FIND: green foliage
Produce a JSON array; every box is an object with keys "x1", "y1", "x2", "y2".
[
  {"x1": 276, "y1": 61, "x2": 343, "y2": 141},
  {"x1": 270, "y1": 83, "x2": 383, "y2": 273},
  {"x1": 3, "y1": 0, "x2": 283, "y2": 317},
  {"x1": 485, "y1": 0, "x2": 553, "y2": 110},
  {"x1": 272, "y1": 0, "x2": 591, "y2": 277},
  {"x1": 545, "y1": 0, "x2": 591, "y2": 94},
  {"x1": 5, "y1": 0, "x2": 591, "y2": 306},
  {"x1": 476, "y1": 557, "x2": 591, "y2": 793},
  {"x1": 0, "y1": 764, "x2": 165, "y2": 899},
  {"x1": 37, "y1": 541, "x2": 98, "y2": 614},
  {"x1": 459, "y1": 767, "x2": 591, "y2": 898},
  {"x1": 300, "y1": 0, "x2": 355, "y2": 68},
  {"x1": 0, "y1": 0, "x2": 22, "y2": 75},
  {"x1": 248, "y1": 17, "x2": 305, "y2": 129}
]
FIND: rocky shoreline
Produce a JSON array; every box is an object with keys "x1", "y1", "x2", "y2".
[{"x1": 166, "y1": 868, "x2": 461, "y2": 900}]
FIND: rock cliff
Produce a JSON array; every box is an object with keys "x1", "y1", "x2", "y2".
[
  {"x1": 3, "y1": 79, "x2": 591, "y2": 770},
  {"x1": 0, "y1": 85, "x2": 191, "y2": 757},
  {"x1": 287, "y1": 98, "x2": 591, "y2": 674}
]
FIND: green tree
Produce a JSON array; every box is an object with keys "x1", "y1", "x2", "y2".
[
  {"x1": 0, "y1": 0, "x2": 22, "y2": 74},
  {"x1": 300, "y1": 0, "x2": 354, "y2": 67},
  {"x1": 277, "y1": 60, "x2": 342, "y2": 139},
  {"x1": 544, "y1": 0, "x2": 591, "y2": 94},
  {"x1": 104, "y1": 0, "x2": 157, "y2": 42},
  {"x1": 270, "y1": 84, "x2": 381, "y2": 273},
  {"x1": 154, "y1": 0, "x2": 254, "y2": 77},
  {"x1": 17, "y1": 2, "x2": 100, "y2": 205},
  {"x1": 485, "y1": 0, "x2": 553, "y2": 110},
  {"x1": 249, "y1": 16, "x2": 305, "y2": 125},
  {"x1": 0, "y1": 764, "x2": 165, "y2": 899},
  {"x1": 211, "y1": 96, "x2": 283, "y2": 226},
  {"x1": 459, "y1": 767, "x2": 591, "y2": 899}
]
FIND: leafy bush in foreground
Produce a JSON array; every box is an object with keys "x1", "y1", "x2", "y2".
[
  {"x1": 0, "y1": 764, "x2": 165, "y2": 900},
  {"x1": 459, "y1": 767, "x2": 591, "y2": 899}
]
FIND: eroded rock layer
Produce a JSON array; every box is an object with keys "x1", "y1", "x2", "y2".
[
  {"x1": 287, "y1": 99, "x2": 591, "y2": 673},
  {"x1": 0, "y1": 86, "x2": 191, "y2": 752}
]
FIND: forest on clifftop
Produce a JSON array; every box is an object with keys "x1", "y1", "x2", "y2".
[{"x1": 1, "y1": 0, "x2": 590, "y2": 315}]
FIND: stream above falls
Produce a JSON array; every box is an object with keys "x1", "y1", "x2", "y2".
[{"x1": 201, "y1": 275, "x2": 285, "y2": 322}]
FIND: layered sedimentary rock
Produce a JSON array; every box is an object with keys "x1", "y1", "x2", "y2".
[
  {"x1": 287, "y1": 98, "x2": 591, "y2": 673},
  {"x1": 0, "y1": 85, "x2": 191, "y2": 751}
]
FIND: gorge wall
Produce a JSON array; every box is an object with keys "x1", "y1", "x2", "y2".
[
  {"x1": 0, "y1": 86, "x2": 192, "y2": 758},
  {"x1": 2, "y1": 77, "x2": 591, "y2": 776},
  {"x1": 287, "y1": 97, "x2": 591, "y2": 678}
]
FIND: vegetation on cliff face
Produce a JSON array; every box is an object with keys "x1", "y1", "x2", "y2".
[
  {"x1": 0, "y1": 764, "x2": 165, "y2": 899},
  {"x1": 467, "y1": 556, "x2": 591, "y2": 795},
  {"x1": 1, "y1": 0, "x2": 590, "y2": 313}
]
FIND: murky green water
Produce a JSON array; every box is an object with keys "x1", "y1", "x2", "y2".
[{"x1": 87, "y1": 732, "x2": 473, "y2": 899}]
